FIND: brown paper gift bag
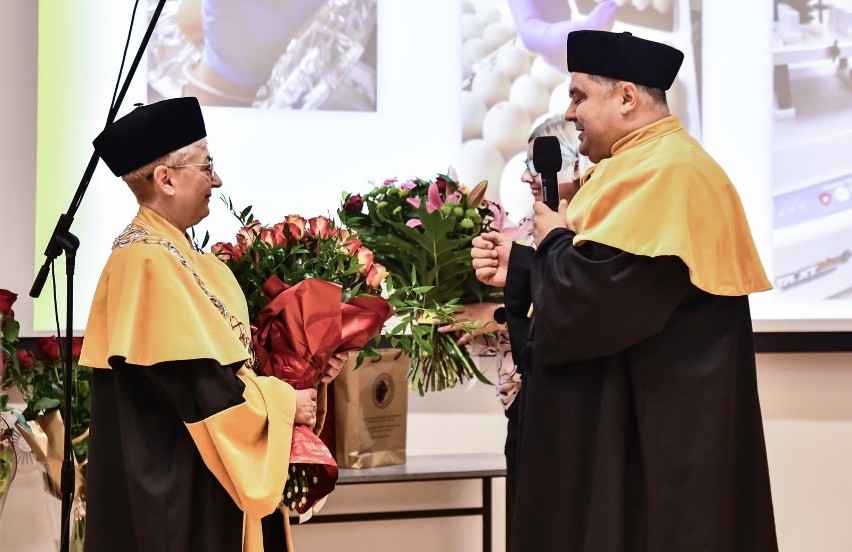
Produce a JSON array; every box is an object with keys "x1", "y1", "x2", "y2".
[{"x1": 334, "y1": 349, "x2": 408, "y2": 469}]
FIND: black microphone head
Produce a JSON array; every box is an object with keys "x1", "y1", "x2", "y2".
[{"x1": 532, "y1": 136, "x2": 563, "y2": 173}]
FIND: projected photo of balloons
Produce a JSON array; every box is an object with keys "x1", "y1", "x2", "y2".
[
  {"x1": 146, "y1": 0, "x2": 378, "y2": 110},
  {"x1": 456, "y1": 0, "x2": 703, "y2": 223}
]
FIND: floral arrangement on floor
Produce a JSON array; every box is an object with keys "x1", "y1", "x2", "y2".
[
  {"x1": 211, "y1": 199, "x2": 392, "y2": 513},
  {"x1": 1, "y1": 289, "x2": 90, "y2": 541},
  {"x1": 338, "y1": 168, "x2": 506, "y2": 395}
]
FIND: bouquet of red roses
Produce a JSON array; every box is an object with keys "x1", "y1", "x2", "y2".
[{"x1": 211, "y1": 200, "x2": 392, "y2": 512}]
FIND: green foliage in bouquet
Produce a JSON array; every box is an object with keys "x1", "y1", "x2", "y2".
[
  {"x1": 338, "y1": 170, "x2": 507, "y2": 394},
  {"x1": 1, "y1": 337, "x2": 92, "y2": 463}
]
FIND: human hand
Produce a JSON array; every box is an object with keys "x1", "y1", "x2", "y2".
[
  {"x1": 532, "y1": 200, "x2": 568, "y2": 246},
  {"x1": 471, "y1": 232, "x2": 513, "y2": 288},
  {"x1": 294, "y1": 387, "x2": 318, "y2": 428},
  {"x1": 437, "y1": 302, "x2": 502, "y2": 345},
  {"x1": 320, "y1": 352, "x2": 348, "y2": 384}
]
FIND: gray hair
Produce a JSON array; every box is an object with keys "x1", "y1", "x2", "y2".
[{"x1": 528, "y1": 114, "x2": 580, "y2": 166}]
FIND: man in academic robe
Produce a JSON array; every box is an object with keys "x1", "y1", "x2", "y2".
[
  {"x1": 79, "y1": 97, "x2": 334, "y2": 551},
  {"x1": 472, "y1": 31, "x2": 779, "y2": 552}
]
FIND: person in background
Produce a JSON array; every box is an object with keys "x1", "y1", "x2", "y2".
[
  {"x1": 442, "y1": 114, "x2": 585, "y2": 549},
  {"x1": 80, "y1": 97, "x2": 343, "y2": 551},
  {"x1": 472, "y1": 30, "x2": 778, "y2": 551}
]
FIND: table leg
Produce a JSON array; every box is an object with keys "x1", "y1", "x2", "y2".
[{"x1": 482, "y1": 476, "x2": 492, "y2": 552}]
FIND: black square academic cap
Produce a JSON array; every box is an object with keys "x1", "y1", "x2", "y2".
[
  {"x1": 566, "y1": 30, "x2": 684, "y2": 91},
  {"x1": 93, "y1": 97, "x2": 207, "y2": 177}
]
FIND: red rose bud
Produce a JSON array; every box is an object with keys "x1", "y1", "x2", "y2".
[
  {"x1": 36, "y1": 336, "x2": 61, "y2": 362},
  {"x1": 17, "y1": 349, "x2": 36, "y2": 370},
  {"x1": 0, "y1": 289, "x2": 17, "y2": 316},
  {"x1": 435, "y1": 177, "x2": 449, "y2": 194},
  {"x1": 343, "y1": 194, "x2": 363, "y2": 213},
  {"x1": 71, "y1": 337, "x2": 84, "y2": 359}
]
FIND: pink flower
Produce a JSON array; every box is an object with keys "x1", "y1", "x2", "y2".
[
  {"x1": 399, "y1": 180, "x2": 416, "y2": 189},
  {"x1": 382, "y1": 177, "x2": 398, "y2": 186},
  {"x1": 484, "y1": 200, "x2": 506, "y2": 232},
  {"x1": 406, "y1": 219, "x2": 422, "y2": 228}
]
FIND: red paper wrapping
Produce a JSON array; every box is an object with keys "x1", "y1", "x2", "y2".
[{"x1": 252, "y1": 276, "x2": 392, "y2": 512}]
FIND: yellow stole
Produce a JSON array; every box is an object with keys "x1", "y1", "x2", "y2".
[
  {"x1": 566, "y1": 116, "x2": 771, "y2": 297},
  {"x1": 79, "y1": 205, "x2": 250, "y2": 368}
]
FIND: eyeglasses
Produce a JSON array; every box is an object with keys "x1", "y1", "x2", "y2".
[
  {"x1": 146, "y1": 159, "x2": 216, "y2": 180},
  {"x1": 523, "y1": 158, "x2": 538, "y2": 176},
  {"x1": 171, "y1": 159, "x2": 216, "y2": 180}
]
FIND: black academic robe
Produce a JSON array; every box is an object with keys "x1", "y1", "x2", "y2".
[
  {"x1": 86, "y1": 359, "x2": 247, "y2": 552},
  {"x1": 505, "y1": 229, "x2": 778, "y2": 552}
]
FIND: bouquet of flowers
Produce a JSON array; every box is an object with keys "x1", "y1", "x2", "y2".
[
  {"x1": 1, "y1": 289, "x2": 90, "y2": 539},
  {"x1": 338, "y1": 169, "x2": 506, "y2": 395},
  {"x1": 211, "y1": 200, "x2": 392, "y2": 513}
]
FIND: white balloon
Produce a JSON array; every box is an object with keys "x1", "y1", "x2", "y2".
[
  {"x1": 632, "y1": 0, "x2": 652, "y2": 9},
  {"x1": 482, "y1": 101, "x2": 533, "y2": 158},
  {"x1": 653, "y1": 0, "x2": 673, "y2": 13},
  {"x1": 495, "y1": 46, "x2": 532, "y2": 80},
  {"x1": 461, "y1": 0, "x2": 476, "y2": 15},
  {"x1": 509, "y1": 74, "x2": 549, "y2": 117},
  {"x1": 530, "y1": 56, "x2": 567, "y2": 90},
  {"x1": 500, "y1": 151, "x2": 535, "y2": 225},
  {"x1": 461, "y1": 13, "x2": 486, "y2": 41},
  {"x1": 474, "y1": 4, "x2": 501, "y2": 26},
  {"x1": 461, "y1": 38, "x2": 491, "y2": 79},
  {"x1": 482, "y1": 22, "x2": 515, "y2": 50},
  {"x1": 461, "y1": 90, "x2": 488, "y2": 141},
  {"x1": 457, "y1": 139, "x2": 506, "y2": 203},
  {"x1": 471, "y1": 67, "x2": 512, "y2": 107},
  {"x1": 548, "y1": 81, "x2": 571, "y2": 114}
]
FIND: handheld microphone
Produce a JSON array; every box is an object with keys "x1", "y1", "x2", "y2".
[{"x1": 533, "y1": 136, "x2": 563, "y2": 211}]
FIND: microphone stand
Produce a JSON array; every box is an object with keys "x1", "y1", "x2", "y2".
[{"x1": 29, "y1": 2, "x2": 169, "y2": 550}]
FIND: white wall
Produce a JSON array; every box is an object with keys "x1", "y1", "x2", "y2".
[{"x1": 2, "y1": 2, "x2": 852, "y2": 551}]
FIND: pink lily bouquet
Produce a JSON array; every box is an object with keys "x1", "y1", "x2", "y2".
[{"x1": 338, "y1": 169, "x2": 506, "y2": 394}]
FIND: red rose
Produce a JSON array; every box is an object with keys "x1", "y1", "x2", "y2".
[
  {"x1": 211, "y1": 242, "x2": 243, "y2": 262},
  {"x1": 308, "y1": 216, "x2": 332, "y2": 239},
  {"x1": 342, "y1": 237, "x2": 362, "y2": 257},
  {"x1": 343, "y1": 194, "x2": 363, "y2": 213},
  {"x1": 0, "y1": 289, "x2": 17, "y2": 317},
  {"x1": 36, "y1": 336, "x2": 61, "y2": 362},
  {"x1": 365, "y1": 263, "x2": 389, "y2": 288},
  {"x1": 283, "y1": 215, "x2": 307, "y2": 242},
  {"x1": 17, "y1": 349, "x2": 36, "y2": 370},
  {"x1": 355, "y1": 246, "x2": 374, "y2": 275},
  {"x1": 71, "y1": 337, "x2": 84, "y2": 359}
]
